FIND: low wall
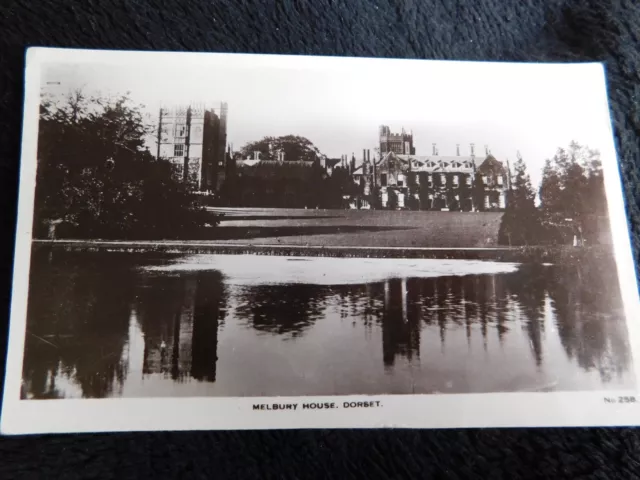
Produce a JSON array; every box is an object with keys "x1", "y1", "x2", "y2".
[{"x1": 32, "y1": 240, "x2": 615, "y2": 264}]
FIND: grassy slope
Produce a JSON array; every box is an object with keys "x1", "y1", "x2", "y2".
[{"x1": 210, "y1": 209, "x2": 505, "y2": 248}]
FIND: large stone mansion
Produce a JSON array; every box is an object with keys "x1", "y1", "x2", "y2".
[
  {"x1": 155, "y1": 102, "x2": 228, "y2": 191},
  {"x1": 153, "y1": 108, "x2": 513, "y2": 212},
  {"x1": 350, "y1": 126, "x2": 512, "y2": 211}
]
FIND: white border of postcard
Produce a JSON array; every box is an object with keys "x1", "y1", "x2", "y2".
[{"x1": 2, "y1": 48, "x2": 640, "y2": 434}]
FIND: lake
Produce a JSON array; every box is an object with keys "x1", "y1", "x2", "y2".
[{"x1": 21, "y1": 249, "x2": 635, "y2": 399}]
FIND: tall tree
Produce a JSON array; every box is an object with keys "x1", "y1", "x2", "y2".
[
  {"x1": 498, "y1": 157, "x2": 541, "y2": 245},
  {"x1": 538, "y1": 141, "x2": 605, "y2": 244},
  {"x1": 539, "y1": 159, "x2": 562, "y2": 214},
  {"x1": 35, "y1": 89, "x2": 210, "y2": 239},
  {"x1": 239, "y1": 135, "x2": 322, "y2": 162}
]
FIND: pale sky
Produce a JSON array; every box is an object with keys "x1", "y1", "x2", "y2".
[{"x1": 39, "y1": 53, "x2": 616, "y2": 189}]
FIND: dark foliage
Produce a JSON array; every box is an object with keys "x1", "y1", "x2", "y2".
[
  {"x1": 498, "y1": 157, "x2": 542, "y2": 245},
  {"x1": 538, "y1": 141, "x2": 608, "y2": 245},
  {"x1": 34, "y1": 90, "x2": 212, "y2": 240},
  {"x1": 223, "y1": 136, "x2": 358, "y2": 209},
  {"x1": 239, "y1": 135, "x2": 321, "y2": 163},
  {"x1": 499, "y1": 141, "x2": 610, "y2": 246}
]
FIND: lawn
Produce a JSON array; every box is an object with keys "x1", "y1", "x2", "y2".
[{"x1": 206, "y1": 208, "x2": 505, "y2": 248}]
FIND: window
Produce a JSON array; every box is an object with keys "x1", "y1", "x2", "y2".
[
  {"x1": 175, "y1": 123, "x2": 187, "y2": 138},
  {"x1": 414, "y1": 173, "x2": 420, "y2": 185},
  {"x1": 499, "y1": 193, "x2": 506, "y2": 208},
  {"x1": 397, "y1": 174, "x2": 404, "y2": 187},
  {"x1": 482, "y1": 175, "x2": 488, "y2": 184},
  {"x1": 465, "y1": 175, "x2": 472, "y2": 186},
  {"x1": 497, "y1": 175, "x2": 504, "y2": 185},
  {"x1": 174, "y1": 144, "x2": 185, "y2": 157},
  {"x1": 440, "y1": 173, "x2": 446, "y2": 184},
  {"x1": 453, "y1": 175, "x2": 459, "y2": 186},
  {"x1": 484, "y1": 195, "x2": 490, "y2": 208},
  {"x1": 381, "y1": 173, "x2": 388, "y2": 186}
]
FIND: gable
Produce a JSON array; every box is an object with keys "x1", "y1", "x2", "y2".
[{"x1": 476, "y1": 155, "x2": 506, "y2": 174}]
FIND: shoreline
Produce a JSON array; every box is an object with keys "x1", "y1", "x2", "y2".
[{"x1": 31, "y1": 239, "x2": 613, "y2": 263}]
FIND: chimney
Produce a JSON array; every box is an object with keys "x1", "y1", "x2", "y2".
[
  {"x1": 363, "y1": 149, "x2": 366, "y2": 163},
  {"x1": 456, "y1": 144, "x2": 460, "y2": 156},
  {"x1": 470, "y1": 143, "x2": 475, "y2": 156},
  {"x1": 254, "y1": 151, "x2": 259, "y2": 161},
  {"x1": 367, "y1": 149, "x2": 371, "y2": 163},
  {"x1": 432, "y1": 143, "x2": 436, "y2": 155},
  {"x1": 485, "y1": 145, "x2": 489, "y2": 155}
]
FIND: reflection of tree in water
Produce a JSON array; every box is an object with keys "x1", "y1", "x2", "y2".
[
  {"x1": 334, "y1": 283, "x2": 380, "y2": 330},
  {"x1": 234, "y1": 284, "x2": 329, "y2": 338},
  {"x1": 547, "y1": 256, "x2": 631, "y2": 383},
  {"x1": 22, "y1": 250, "x2": 135, "y2": 399},
  {"x1": 22, "y1": 249, "x2": 633, "y2": 399},
  {"x1": 507, "y1": 265, "x2": 549, "y2": 367},
  {"x1": 134, "y1": 271, "x2": 227, "y2": 383},
  {"x1": 418, "y1": 275, "x2": 501, "y2": 348}
]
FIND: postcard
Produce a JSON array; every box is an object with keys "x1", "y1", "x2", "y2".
[{"x1": 2, "y1": 47, "x2": 639, "y2": 434}]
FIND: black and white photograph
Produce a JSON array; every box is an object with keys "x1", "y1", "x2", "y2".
[{"x1": 2, "y1": 48, "x2": 639, "y2": 434}]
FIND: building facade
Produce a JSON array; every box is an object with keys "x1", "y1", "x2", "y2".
[
  {"x1": 379, "y1": 125, "x2": 415, "y2": 155},
  {"x1": 156, "y1": 102, "x2": 228, "y2": 191},
  {"x1": 221, "y1": 151, "x2": 326, "y2": 208},
  {"x1": 352, "y1": 145, "x2": 511, "y2": 211}
]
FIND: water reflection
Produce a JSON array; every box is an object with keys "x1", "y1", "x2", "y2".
[
  {"x1": 21, "y1": 251, "x2": 635, "y2": 399},
  {"x1": 234, "y1": 284, "x2": 326, "y2": 338}
]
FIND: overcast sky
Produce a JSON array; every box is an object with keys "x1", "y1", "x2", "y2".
[{"x1": 40, "y1": 53, "x2": 615, "y2": 189}]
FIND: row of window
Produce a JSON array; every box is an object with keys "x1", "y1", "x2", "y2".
[
  {"x1": 379, "y1": 172, "x2": 504, "y2": 187},
  {"x1": 161, "y1": 123, "x2": 203, "y2": 139}
]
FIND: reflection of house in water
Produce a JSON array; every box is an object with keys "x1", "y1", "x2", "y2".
[
  {"x1": 136, "y1": 272, "x2": 227, "y2": 383},
  {"x1": 19, "y1": 249, "x2": 635, "y2": 399},
  {"x1": 380, "y1": 278, "x2": 421, "y2": 368},
  {"x1": 191, "y1": 272, "x2": 227, "y2": 381}
]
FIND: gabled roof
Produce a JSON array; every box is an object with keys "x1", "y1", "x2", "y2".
[
  {"x1": 380, "y1": 152, "x2": 478, "y2": 173},
  {"x1": 476, "y1": 154, "x2": 506, "y2": 174}
]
